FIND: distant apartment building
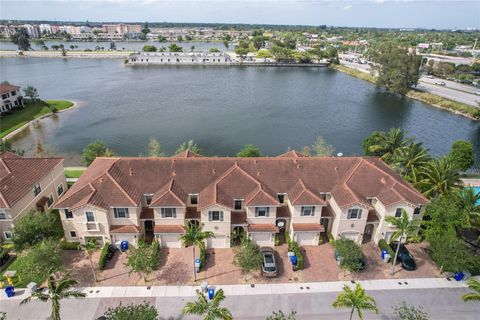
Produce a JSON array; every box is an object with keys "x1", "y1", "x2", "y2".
[
  {"x1": 0, "y1": 84, "x2": 24, "y2": 114},
  {"x1": 128, "y1": 51, "x2": 231, "y2": 65},
  {"x1": 39, "y1": 24, "x2": 52, "y2": 35},
  {"x1": 102, "y1": 24, "x2": 141, "y2": 35},
  {"x1": 55, "y1": 151, "x2": 427, "y2": 248},
  {"x1": 0, "y1": 152, "x2": 66, "y2": 241},
  {"x1": 23, "y1": 24, "x2": 40, "y2": 38},
  {"x1": 0, "y1": 25, "x2": 25, "y2": 38}
]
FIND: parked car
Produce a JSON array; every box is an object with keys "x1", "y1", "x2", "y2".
[
  {"x1": 389, "y1": 243, "x2": 416, "y2": 271},
  {"x1": 475, "y1": 90, "x2": 480, "y2": 95},
  {"x1": 106, "y1": 244, "x2": 117, "y2": 260},
  {"x1": 434, "y1": 81, "x2": 446, "y2": 86},
  {"x1": 334, "y1": 250, "x2": 366, "y2": 270},
  {"x1": 427, "y1": 75, "x2": 434, "y2": 79},
  {"x1": 260, "y1": 247, "x2": 277, "y2": 277}
]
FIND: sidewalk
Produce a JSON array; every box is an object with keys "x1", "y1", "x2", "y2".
[{"x1": 1, "y1": 277, "x2": 467, "y2": 301}]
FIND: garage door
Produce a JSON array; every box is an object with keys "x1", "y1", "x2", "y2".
[
  {"x1": 207, "y1": 236, "x2": 226, "y2": 248},
  {"x1": 296, "y1": 232, "x2": 316, "y2": 246},
  {"x1": 341, "y1": 232, "x2": 359, "y2": 242},
  {"x1": 112, "y1": 234, "x2": 134, "y2": 245},
  {"x1": 251, "y1": 233, "x2": 273, "y2": 247},
  {"x1": 159, "y1": 234, "x2": 181, "y2": 248}
]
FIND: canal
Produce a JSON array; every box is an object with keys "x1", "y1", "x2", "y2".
[{"x1": 1, "y1": 57, "x2": 478, "y2": 165}]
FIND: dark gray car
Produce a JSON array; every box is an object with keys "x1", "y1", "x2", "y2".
[{"x1": 260, "y1": 247, "x2": 277, "y2": 277}]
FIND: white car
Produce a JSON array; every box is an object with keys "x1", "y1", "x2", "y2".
[
  {"x1": 427, "y1": 75, "x2": 434, "y2": 79},
  {"x1": 434, "y1": 81, "x2": 446, "y2": 86}
]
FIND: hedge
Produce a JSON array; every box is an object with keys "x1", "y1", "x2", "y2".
[
  {"x1": 327, "y1": 232, "x2": 335, "y2": 244},
  {"x1": 151, "y1": 241, "x2": 160, "y2": 270},
  {"x1": 378, "y1": 239, "x2": 395, "y2": 261},
  {"x1": 199, "y1": 246, "x2": 206, "y2": 269},
  {"x1": 60, "y1": 241, "x2": 80, "y2": 250},
  {"x1": 99, "y1": 243, "x2": 110, "y2": 270},
  {"x1": 285, "y1": 232, "x2": 304, "y2": 271}
]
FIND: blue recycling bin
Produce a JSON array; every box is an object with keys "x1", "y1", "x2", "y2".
[
  {"x1": 290, "y1": 255, "x2": 297, "y2": 266},
  {"x1": 5, "y1": 286, "x2": 14, "y2": 298},
  {"x1": 381, "y1": 250, "x2": 387, "y2": 259},
  {"x1": 208, "y1": 288, "x2": 215, "y2": 300},
  {"x1": 454, "y1": 272, "x2": 464, "y2": 281},
  {"x1": 120, "y1": 240, "x2": 129, "y2": 252}
]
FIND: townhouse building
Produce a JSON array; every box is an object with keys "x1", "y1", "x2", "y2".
[
  {"x1": 0, "y1": 152, "x2": 67, "y2": 241},
  {"x1": 55, "y1": 150, "x2": 427, "y2": 248},
  {"x1": 1, "y1": 84, "x2": 24, "y2": 115},
  {"x1": 128, "y1": 52, "x2": 231, "y2": 65}
]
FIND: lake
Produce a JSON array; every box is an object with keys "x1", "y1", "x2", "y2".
[{"x1": 0, "y1": 57, "x2": 478, "y2": 165}]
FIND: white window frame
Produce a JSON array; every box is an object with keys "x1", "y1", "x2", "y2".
[
  {"x1": 85, "y1": 211, "x2": 95, "y2": 222},
  {"x1": 160, "y1": 207, "x2": 176, "y2": 218},
  {"x1": 395, "y1": 208, "x2": 403, "y2": 217},
  {"x1": 57, "y1": 184, "x2": 64, "y2": 196},
  {"x1": 144, "y1": 194, "x2": 153, "y2": 206},
  {"x1": 233, "y1": 199, "x2": 243, "y2": 211},
  {"x1": 277, "y1": 193, "x2": 286, "y2": 204},
  {"x1": 413, "y1": 206, "x2": 422, "y2": 215},
  {"x1": 4, "y1": 231, "x2": 12, "y2": 240},
  {"x1": 113, "y1": 208, "x2": 129, "y2": 219},
  {"x1": 300, "y1": 206, "x2": 315, "y2": 216},
  {"x1": 33, "y1": 183, "x2": 41, "y2": 197},
  {"x1": 47, "y1": 194, "x2": 54, "y2": 208},
  {"x1": 255, "y1": 207, "x2": 269, "y2": 217},
  {"x1": 347, "y1": 208, "x2": 362, "y2": 220},
  {"x1": 208, "y1": 211, "x2": 223, "y2": 221},
  {"x1": 64, "y1": 209, "x2": 73, "y2": 219},
  {"x1": 0, "y1": 209, "x2": 7, "y2": 220},
  {"x1": 69, "y1": 231, "x2": 77, "y2": 238},
  {"x1": 189, "y1": 194, "x2": 198, "y2": 205}
]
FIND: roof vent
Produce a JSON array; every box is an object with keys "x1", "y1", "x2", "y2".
[
  {"x1": 212, "y1": 169, "x2": 216, "y2": 174},
  {"x1": 293, "y1": 159, "x2": 297, "y2": 164},
  {"x1": 172, "y1": 170, "x2": 176, "y2": 176},
  {"x1": 297, "y1": 164, "x2": 301, "y2": 169},
  {"x1": 257, "y1": 171, "x2": 261, "y2": 176},
  {"x1": 129, "y1": 168, "x2": 134, "y2": 176},
  {"x1": 380, "y1": 177, "x2": 386, "y2": 184},
  {"x1": 337, "y1": 152, "x2": 343, "y2": 157},
  {"x1": 254, "y1": 160, "x2": 257, "y2": 164},
  {"x1": 334, "y1": 166, "x2": 338, "y2": 171}
]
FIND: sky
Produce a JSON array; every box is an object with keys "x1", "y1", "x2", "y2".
[{"x1": 0, "y1": 0, "x2": 478, "y2": 29}]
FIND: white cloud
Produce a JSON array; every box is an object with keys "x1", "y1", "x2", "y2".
[{"x1": 344, "y1": 5, "x2": 353, "y2": 10}]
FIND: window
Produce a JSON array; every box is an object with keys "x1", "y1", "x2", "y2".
[
  {"x1": 70, "y1": 231, "x2": 77, "y2": 238},
  {"x1": 277, "y1": 194, "x2": 285, "y2": 204},
  {"x1": 255, "y1": 207, "x2": 269, "y2": 217},
  {"x1": 4, "y1": 231, "x2": 12, "y2": 240},
  {"x1": 160, "y1": 208, "x2": 176, "y2": 218},
  {"x1": 395, "y1": 208, "x2": 403, "y2": 217},
  {"x1": 413, "y1": 206, "x2": 422, "y2": 215},
  {"x1": 190, "y1": 194, "x2": 198, "y2": 205},
  {"x1": 64, "y1": 209, "x2": 73, "y2": 219},
  {"x1": 208, "y1": 211, "x2": 223, "y2": 221},
  {"x1": 33, "y1": 183, "x2": 41, "y2": 197},
  {"x1": 300, "y1": 206, "x2": 315, "y2": 216},
  {"x1": 234, "y1": 199, "x2": 243, "y2": 210},
  {"x1": 57, "y1": 184, "x2": 64, "y2": 196},
  {"x1": 86, "y1": 211, "x2": 95, "y2": 222},
  {"x1": 0, "y1": 210, "x2": 7, "y2": 220},
  {"x1": 47, "y1": 194, "x2": 54, "y2": 207},
  {"x1": 113, "y1": 208, "x2": 129, "y2": 218},
  {"x1": 347, "y1": 208, "x2": 362, "y2": 219},
  {"x1": 144, "y1": 194, "x2": 153, "y2": 206}
]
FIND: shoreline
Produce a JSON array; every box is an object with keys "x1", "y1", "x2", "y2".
[
  {"x1": 330, "y1": 64, "x2": 479, "y2": 121},
  {"x1": 0, "y1": 50, "x2": 130, "y2": 59},
  {"x1": 2, "y1": 100, "x2": 78, "y2": 141}
]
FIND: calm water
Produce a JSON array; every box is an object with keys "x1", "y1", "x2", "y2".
[
  {"x1": 0, "y1": 40, "x2": 225, "y2": 52},
  {"x1": 0, "y1": 57, "x2": 479, "y2": 165}
]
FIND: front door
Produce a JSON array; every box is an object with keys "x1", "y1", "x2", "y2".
[{"x1": 144, "y1": 220, "x2": 154, "y2": 243}]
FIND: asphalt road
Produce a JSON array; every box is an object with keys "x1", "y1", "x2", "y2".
[{"x1": 1, "y1": 287, "x2": 478, "y2": 320}]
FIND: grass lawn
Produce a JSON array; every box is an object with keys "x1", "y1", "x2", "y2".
[
  {"x1": 0, "y1": 99, "x2": 74, "y2": 139},
  {"x1": 0, "y1": 256, "x2": 46, "y2": 288},
  {"x1": 64, "y1": 169, "x2": 86, "y2": 179}
]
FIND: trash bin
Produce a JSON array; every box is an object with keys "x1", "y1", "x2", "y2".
[
  {"x1": 454, "y1": 272, "x2": 464, "y2": 281},
  {"x1": 195, "y1": 258, "x2": 201, "y2": 273},
  {"x1": 381, "y1": 250, "x2": 387, "y2": 260},
  {"x1": 5, "y1": 286, "x2": 14, "y2": 298},
  {"x1": 120, "y1": 240, "x2": 129, "y2": 252},
  {"x1": 383, "y1": 253, "x2": 391, "y2": 263},
  {"x1": 208, "y1": 288, "x2": 215, "y2": 300}
]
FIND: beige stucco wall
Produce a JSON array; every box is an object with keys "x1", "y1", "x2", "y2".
[
  {"x1": 200, "y1": 204, "x2": 231, "y2": 247},
  {"x1": 109, "y1": 206, "x2": 140, "y2": 226},
  {"x1": 245, "y1": 206, "x2": 277, "y2": 225},
  {"x1": 373, "y1": 201, "x2": 420, "y2": 243},
  {"x1": 61, "y1": 205, "x2": 111, "y2": 244},
  {"x1": 0, "y1": 162, "x2": 66, "y2": 241},
  {"x1": 329, "y1": 196, "x2": 369, "y2": 243},
  {"x1": 153, "y1": 207, "x2": 186, "y2": 226}
]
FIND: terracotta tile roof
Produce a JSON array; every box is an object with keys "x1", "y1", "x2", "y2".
[
  {"x1": 292, "y1": 223, "x2": 325, "y2": 232},
  {"x1": 231, "y1": 211, "x2": 247, "y2": 224},
  {"x1": 321, "y1": 205, "x2": 334, "y2": 217},
  {"x1": 248, "y1": 224, "x2": 278, "y2": 233},
  {"x1": 367, "y1": 210, "x2": 380, "y2": 222},
  {"x1": 0, "y1": 84, "x2": 20, "y2": 95},
  {"x1": 277, "y1": 150, "x2": 307, "y2": 159},
  {"x1": 276, "y1": 206, "x2": 291, "y2": 218},
  {"x1": 185, "y1": 207, "x2": 201, "y2": 219},
  {"x1": 139, "y1": 207, "x2": 154, "y2": 220},
  {"x1": 36, "y1": 196, "x2": 49, "y2": 208},
  {"x1": 0, "y1": 152, "x2": 63, "y2": 208},
  {"x1": 173, "y1": 150, "x2": 203, "y2": 158},
  {"x1": 110, "y1": 225, "x2": 140, "y2": 233},
  {"x1": 55, "y1": 153, "x2": 427, "y2": 212},
  {"x1": 154, "y1": 224, "x2": 186, "y2": 234}
]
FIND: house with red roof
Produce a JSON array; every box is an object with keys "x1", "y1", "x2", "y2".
[
  {"x1": 55, "y1": 150, "x2": 427, "y2": 248},
  {"x1": 0, "y1": 84, "x2": 24, "y2": 114}
]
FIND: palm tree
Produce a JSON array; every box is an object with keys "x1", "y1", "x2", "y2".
[
  {"x1": 182, "y1": 288, "x2": 232, "y2": 320},
  {"x1": 392, "y1": 142, "x2": 431, "y2": 183},
  {"x1": 179, "y1": 223, "x2": 214, "y2": 282},
  {"x1": 20, "y1": 268, "x2": 86, "y2": 320},
  {"x1": 419, "y1": 158, "x2": 460, "y2": 198},
  {"x1": 455, "y1": 188, "x2": 480, "y2": 254},
  {"x1": 81, "y1": 239, "x2": 98, "y2": 282},
  {"x1": 385, "y1": 209, "x2": 420, "y2": 275},
  {"x1": 332, "y1": 283, "x2": 378, "y2": 320},
  {"x1": 367, "y1": 128, "x2": 410, "y2": 163},
  {"x1": 462, "y1": 278, "x2": 480, "y2": 303}
]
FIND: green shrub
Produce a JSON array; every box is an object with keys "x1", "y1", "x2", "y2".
[
  {"x1": 151, "y1": 241, "x2": 160, "y2": 270},
  {"x1": 274, "y1": 234, "x2": 280, "y2": 246},
  {"x1": 286, "y1": 233, "x2": 304, "y2": 270},
  {"x1": 199, "y1": 246, "x2": 206, "y2": 269},
  {"x1": 99, "y1": 243, "x2": 110, "y2": 270},
  {"x1": 378, "y1": 239, "x2": 395, "y2": 258},
  {"x1": 61, "y1": 241, "x2": 80, "y2": 250},
  {"x1": 327, "y1": 232, "x2": 335, "y2": 244}
]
